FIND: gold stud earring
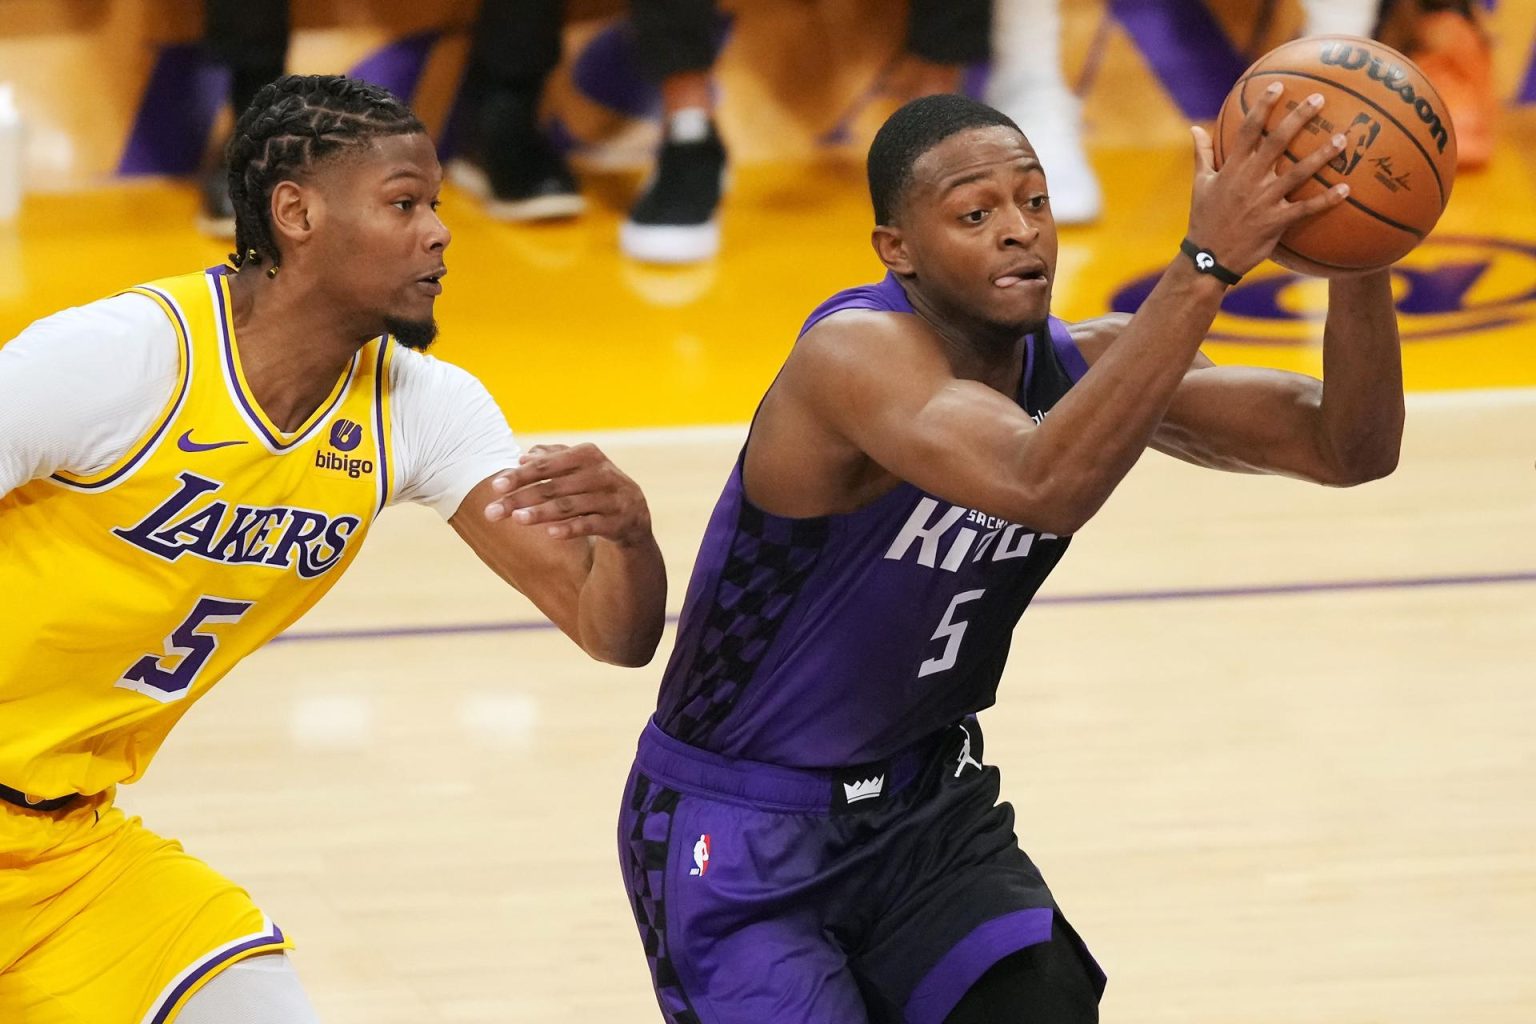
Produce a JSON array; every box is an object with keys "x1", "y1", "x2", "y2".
[{"x1": 266, "y1": 265, "x2": 279, "y2": 279}]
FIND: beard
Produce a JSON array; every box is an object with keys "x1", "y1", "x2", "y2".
[
  {"x1": 384, "y1": 316, "x2": 438, "y2": 351},
  {"x1": 1001, "y1": 314, "x2": 1050, "y2": 340}
]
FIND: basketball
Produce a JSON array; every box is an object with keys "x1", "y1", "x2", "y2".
[{"x1": 1214, "y1": 35, "x2": 1457, "y2": 276}]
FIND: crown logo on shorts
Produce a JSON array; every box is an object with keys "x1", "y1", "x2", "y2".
[{"x1": 842, "y1": 775, "x2": 885, "y2": 804}]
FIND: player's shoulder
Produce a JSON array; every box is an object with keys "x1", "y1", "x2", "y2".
[
  {"x1": 792, "y1": 307, "x2": 949, "y2": 378},
  {"x1": 4, "y1": 290, "x2": 176, "y2": 367},
  {"x1": 387, "y1": 343, "x2": 489, "y2": 397},
  {"x1": 1065, "y1": 312, "x2": 1133, "y2": 364},
  {"x1": 385, "y1": 343, "x2": 508, "y2": 439},
  {"x1": 18, "y1": 290, "x2": 170, "y2": 342}
]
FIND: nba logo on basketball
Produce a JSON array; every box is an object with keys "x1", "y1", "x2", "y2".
[
  {"x1": 689, "y1": 834, "x2": 711, "y2": 876},
  {"x1": 329, "y1": 419, "x2": 363, "y2": 452}
]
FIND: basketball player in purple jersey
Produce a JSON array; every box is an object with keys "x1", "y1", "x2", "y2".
[{"x1": 619, "y1": 88, "x2": 1402, "y2": 1022}]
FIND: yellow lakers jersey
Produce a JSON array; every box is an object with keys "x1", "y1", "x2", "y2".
[{"x1": 0, "y1": 268, "x2": 396, "y2": 798}]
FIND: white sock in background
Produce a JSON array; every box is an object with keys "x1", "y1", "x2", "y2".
[
  {"x1": 667, "y1": 107, "x2": 712, "y2": 144},
  {"x1": 1300, "y1": 0, "x2": 1380, "y2": 38},
  {"x1": 986, "y1": 0, "x2": 1103, "y2": 224}
]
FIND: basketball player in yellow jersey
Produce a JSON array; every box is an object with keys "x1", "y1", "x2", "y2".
[{"x1": 0, "y1": 75, "x2": 666, "y2": 1022}]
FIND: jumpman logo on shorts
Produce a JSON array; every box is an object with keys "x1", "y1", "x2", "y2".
[{"x1": 954, "y1": 724, "x2": 983, "y2": 778}]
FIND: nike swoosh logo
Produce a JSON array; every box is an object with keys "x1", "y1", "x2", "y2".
[{"x1": 177, "y1": 429, "x2": 247, "y2": 453}]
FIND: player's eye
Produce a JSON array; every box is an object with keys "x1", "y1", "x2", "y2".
[
  {"x1": 962, "y1": 209, "x2": 989, "y2": 224},
  {"x1": 1027, "y1": 194, "x2": 1049, "y2": 211},
  {"x1": 393, "y1": 198, "x2": 414, "y2": 212}
]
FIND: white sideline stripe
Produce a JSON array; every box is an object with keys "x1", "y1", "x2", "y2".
[
  {"x1": 519, "y1": 387, "x2": 1536, "y2": 449},
  {"x1": 522, "y1": 423, "x2": 748, "y2": 448},
  {"x1": 1404, "y1": 387, "x2": 1536, "y2": 409}
]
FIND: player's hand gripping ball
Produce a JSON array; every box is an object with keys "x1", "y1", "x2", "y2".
[{"x1": 1215, "y1": 35, "x2": 1457, "y2": 276}]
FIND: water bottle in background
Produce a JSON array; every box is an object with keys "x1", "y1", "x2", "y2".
[{"x1": 0, "y1": 83, "x2": 23, "y2": 224}]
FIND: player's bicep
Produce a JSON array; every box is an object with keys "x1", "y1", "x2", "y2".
[{"x1": 792, "y1": 315, "x2": 1039, "y2": 504}]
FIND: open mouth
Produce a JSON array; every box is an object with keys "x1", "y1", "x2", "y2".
[
  {"x1": 994, "y1": 267, "x2": 1047, "y2": 288},
  {"x1": 416, "y1": 268, "x2": 446, "y2": 294}
]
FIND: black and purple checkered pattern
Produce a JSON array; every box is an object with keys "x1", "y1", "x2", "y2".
[
  {"x1": 662, "y1": 504, "x2": 828, "y2": 748},
  {"x1": 622, "y1": 773, "x2": 701, "y2": 1024}
]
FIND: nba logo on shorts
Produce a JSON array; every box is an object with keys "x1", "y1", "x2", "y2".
[
  {"x1": 329, "y1": 418, "x2": 363, "y2": 452},
  {"x1": 689, "y1": 834, "x2": 711, "y2": 876}
]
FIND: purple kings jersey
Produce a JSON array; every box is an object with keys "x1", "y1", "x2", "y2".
[{"x1": 654, "y1": 273, "x2": 1092, "y2": 767}]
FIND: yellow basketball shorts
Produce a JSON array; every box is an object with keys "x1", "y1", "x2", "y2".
[{"x1": 0, "y1": 789, "x2": 292, "y2": 1023}]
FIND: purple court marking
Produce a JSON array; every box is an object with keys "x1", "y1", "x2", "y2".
[
  {"x1": 1110, "y1": 235, "x2": 1536, "y2": 343},
  {"x1": 271, "y1": 570, "x2": 1536, "y2": 646}
]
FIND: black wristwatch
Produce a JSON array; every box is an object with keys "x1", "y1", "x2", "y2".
[{"x1": 1179, "y1": 238, "x2": 1242, "y2": 287}]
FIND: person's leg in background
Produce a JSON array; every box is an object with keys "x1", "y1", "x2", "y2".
[
  {"x1": 900, "y1": 0, "x2": 990, "y2": 98},
  {"x1": 1369, "y1": 0, "x2": 1495, "y2": 170},
  {"x1": 984, "y1": 0, "x2": 1101, "y2": 225},
  {"x1": 200, "y1": 0, "x2": 290, "y2": 237},
  {"x1": 620, "y1": 0, "x2": 727, "y2": 264},
  {"x1": 1302, "y1": 0, "x2": 1493, "y2": 171},
  {"x1": 451, "y1": 0, "x2": 585, "y2": 221},
  {"x1": 1298, "y1": 0, "x2": 1377, "y2": 36},
  {"x1": 941, "y1": 929, "x2": 1101, "y2": 1024}
]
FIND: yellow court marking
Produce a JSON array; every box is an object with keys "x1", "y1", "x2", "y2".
[{"x1": 4, "y1": 113, "x2": 1536, "y2": 434}]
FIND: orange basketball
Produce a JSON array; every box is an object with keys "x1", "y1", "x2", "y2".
[{"x1": 1214, "y1": 35, "x2": 1457, "y2": 276}]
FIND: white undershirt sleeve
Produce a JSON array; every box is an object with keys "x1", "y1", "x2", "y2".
[
  {"x1": 0, "y1": 301, "x2": 520, "y2": 517},
  {"x1": 387, "y1": 348, "x2": 522, "y2": 519},
  {"x1": 0, "y1": 293, "x2": 178, "y2": 496}
]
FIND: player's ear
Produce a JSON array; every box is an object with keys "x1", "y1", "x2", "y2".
[
  {"x1": 872, "y1": 224, "x2": 913, "y2": 275},
  {"x1": 268, "y1": 180, "x2": 315, "y2": 249}
]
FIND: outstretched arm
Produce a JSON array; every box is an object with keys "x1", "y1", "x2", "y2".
[
  {"x1": 451, "y1": 444, "x2": 667, "y2": 667},
  {"x1": 1081, "y1": 271, "x2": 1403, "y2": 485},
  {"x1": 757, "y1": 86, "x2": 1352, "y2": 532}
]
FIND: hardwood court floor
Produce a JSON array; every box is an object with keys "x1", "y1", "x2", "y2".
[
  {"x1": 119, "y1": 390, "x2": 1533, "y2": 1023},
  {"x1": 3, "y1": 110, "x2": 1535, "y2": 1022}
]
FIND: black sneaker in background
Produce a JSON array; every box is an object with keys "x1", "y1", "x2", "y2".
[
  {"x1": 621, "y1": 123, "x2": 727, "y2": 264},
  {"x1": 197, "y1": 157, "x2": 236, "y2": 239},
  {"x1": 448, "y1": 87, "x2": 584, "y2": 222}
]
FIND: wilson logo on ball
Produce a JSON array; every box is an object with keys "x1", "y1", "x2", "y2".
[
  {"x1": 1318, "y1": 42, "x2": 1451, "y2": 154},
  {"x1": 1214, "y1": 35, "x2": 1456, "y2": 276}
]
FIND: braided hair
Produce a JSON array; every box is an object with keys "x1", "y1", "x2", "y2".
[{"x1": 227, "y1": 74, "x2": 425, "y2": 272}]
